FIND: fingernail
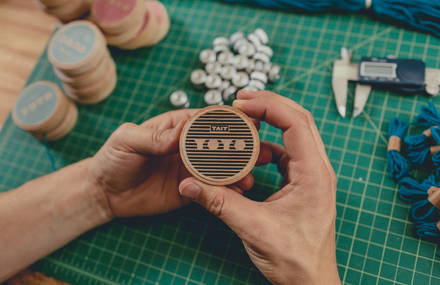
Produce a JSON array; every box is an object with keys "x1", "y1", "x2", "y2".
[
  {"x1": 232, "y1": 99, "x2": 246, "y2": 109},
  {"x1": 179, "y1": 182, "x2": 201, "y2": 199}
]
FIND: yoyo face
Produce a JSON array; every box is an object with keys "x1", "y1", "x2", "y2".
[{"x1": 180, "y1": 105, "x2": 260, "y2": 186}]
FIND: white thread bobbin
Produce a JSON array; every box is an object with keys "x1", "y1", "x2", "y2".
[{"x1": 365, "y1": 0, "x2": 372, "y2": 9}]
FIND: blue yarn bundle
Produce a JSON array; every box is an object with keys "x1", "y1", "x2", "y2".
[
  {"x1": 387, "y1": 103, "x2": 440, "y2": 245},
  {"x1": 410, "y1": 190, "x2": 440, "y2": 222},
  {"x1": 415, "y1": 221, "x2": 440, "y2": 244},
  {"x1": 404, "y1": 126, "x2": 438, "y2": 152},
  {"x1": 387, "y1": 118, "x2": 411, "y2": 180},
  {"x1": 223, "y1": 0, "x2": 440, "y2": 38},
  {"x1": 406, "y1": 128, "x2": 440, "y2": 167},
  {"x1": 415, "y1": 102, "x2": 440, "y2": 126},
  {"x1": 398, "y1": 176, "x2": 436, "y2": 203}
]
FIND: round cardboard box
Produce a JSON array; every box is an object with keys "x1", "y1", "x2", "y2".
[{"x1": 180, "y1": 105, "x2": 260, "y2": 186}]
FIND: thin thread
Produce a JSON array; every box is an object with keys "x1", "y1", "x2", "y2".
[
  {"x1": 43, "y1": 135, "x2": 57, "y2": 171},
  {"x1": 223, "y1": 0, "x2": 440, "y2": 38}
]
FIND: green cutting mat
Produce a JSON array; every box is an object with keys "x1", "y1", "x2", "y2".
[{"x1": 1, "y1": 0, "x2": 440, "y2": 284}]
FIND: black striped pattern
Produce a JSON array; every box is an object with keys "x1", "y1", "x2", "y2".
[{"x1": 184, "y1": 109, "x2": 254, "y2": 181}]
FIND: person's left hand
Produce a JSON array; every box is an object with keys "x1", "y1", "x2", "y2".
[{"x1": 87, "y1": 109, "x2": 257, "y2": 218}]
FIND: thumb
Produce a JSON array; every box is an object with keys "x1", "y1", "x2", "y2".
[{"x1": 179, "y1": 177, "x2": 258, "y2": 233}]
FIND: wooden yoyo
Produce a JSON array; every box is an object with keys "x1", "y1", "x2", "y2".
[
  {"x1": 12, "y1": 81, "x2": 77, "y2": 141},
  {"x1": 180, "y1": 105, "x2": 260, "y2": 186}
]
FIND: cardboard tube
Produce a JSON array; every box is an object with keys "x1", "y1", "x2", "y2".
[
  {"x1": 430, "y1": 145, "x2": 440, "y2": 155},
  {"x1": 428, "y1": 189, "x2": 440, "y2": 210},
  {"x1": 387, "y1": 136, "x2": 401, "y2": 152},
  {"x1": 428, "y1": 186, "x2": 440, "y2": 196}
]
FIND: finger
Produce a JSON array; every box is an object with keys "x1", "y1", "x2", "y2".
[
  {"x1": 255, "y1": 142, "x2": 273, "y2": 166},
  {"x1": 233, "y1": 173, "x2": 254, "y2": 191},
  {"x1": 141, "y1": 109, "x2": 199, "y2": 129},
  {"x1": 230, "y1": 185, "x2": 244, "y2": 195},
  {"x1": 179, "y1": 177, "x2": 259, "y2": 234},
  {"x1": 237, "y1": 91, "x2": 332, "y2": 171},
  {"x1": 236, "y1": 89, "x2": 265, "y2": 100},
  {"x1": 233, "y1": 95, "x2": 325, "y2": 173},
  {"x1": 262, "y1": 141, "x2": 289, "y2": 176},
  {"x1": 251, "y1": 118, "x2": 260, "y2": 131},
  {"x1": 110, "y1": 121, "x2": 185, "y2": 155}
]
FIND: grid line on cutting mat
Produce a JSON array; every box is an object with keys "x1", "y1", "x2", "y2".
[{"x1": 1, "y1": 0, "x2": 440, "y2": 284}]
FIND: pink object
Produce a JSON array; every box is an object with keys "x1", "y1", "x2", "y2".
[
  {"x1": 149, "y1": 0, "x2": 163, "y2": 24},
  {"x1": 92, "y1": 0, "x2": 137, "y2": 23}
]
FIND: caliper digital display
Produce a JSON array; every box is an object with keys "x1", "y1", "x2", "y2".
[
  {"x1": 361, "y1": 62, "x2": 396, "y2": 78},
  {"x1": 358, "y1": 57, "x2": 425, "y2": 93}
]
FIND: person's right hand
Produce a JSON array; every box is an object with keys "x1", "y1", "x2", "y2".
[{"x1": 178, "y1": 91, "x2": 340, "y2": 285}]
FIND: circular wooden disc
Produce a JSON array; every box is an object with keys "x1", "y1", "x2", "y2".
[
  {"x1": 32, "y1": 100, "x2": 78, "y2": 141},
  {"x1": 105, "y1": 14, "x2": 145, "y2": 46},
  {"x1": 12, "y1": 81, "x2": 69, "y2": 133},
  {"x1": 117, "y1": 5, "x2": 156, "y2": 50},
  {"x1": 148, "y1": 0, "x2": 170, "y2": 45},
  {"x1": 46, "y1": 101, "x2": 78, "y2": 141},
  {"x1": 37, "y1": 0, "x2": 70, "y2": 8},
  {"x1": 65, "y1": 64, "x2": 117, "y2": 104},
  {"x1": 45, "y1": 0, "x2": 90, "y2": 22},
  {"x1": 180, "y1": 105, "x2": 260, "y2": 186},
  {"x1": 53, "y1": 50, "x2": 112, "y2": 88},
  {"x1": 62, "y1": 58, "x2": 116, "y2": 97},
  {"x1": 48, "y1": 21, "x2": 106, "y2": 76},
  {"x1": 91, "y1": 0, "x2": 144, "y2": 35}
]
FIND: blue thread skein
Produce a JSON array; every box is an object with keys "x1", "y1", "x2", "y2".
[
  {"x1": 415, "y1": 102, "x2": 440, "y2": 127},
  {"x1": 406, "y1": 128, "x2": 440, "y2": 167},
  {"x1": 404, "y1": 126, "x2": 438, "y2": 152},
  {"x1": 399, "y1": 176, "x2": 431, "y2": 203},
  {"x1": 410, "y1": 195, "x2": 440, "y2": 223},
  {"x1": 223, "y1": 0, "x2": 440, "y2": 38},
  {"x1": 387, "y1": 118, "x2": 411, "y2": 180},
  {"x1": 415, "y1": 221, "x2": 440, "y2": 244}
]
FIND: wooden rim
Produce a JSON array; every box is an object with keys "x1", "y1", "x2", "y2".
[
  {"x1": 65, "y1": 64, "x2": 117, "y2": 104},
  {"x1": 148, "y1": 0, "x2": 170, "y2": 45},
  {"x1": 45, "y1": 0, "x2": 89, "y2": 22},
  {"x1": 53, "y1": 50, "x2": 112, "y2": 87},
  {"x1": 46, "y1": 101, "x2": 78, "y2": 141},
  {"x1": 38, "y1": 0, "x2": 71, "y2": 8},
  {"x1": 105, "y1": 12, "x2": 145, "y2": 46},
  {"x1": 48, "y1": 21, "x2": 106, "y2": 75},
  {"x1": 180, "y1": 105, "x2": 260, "y2": 186},
  {"x1": 12, "y1": 81, "x2": 69, "y2": 133},
  {"x1": 62, "y1": 59, "x2": 116, "y2": 97},
  {"x1": 91, "y1": 0, "x2": 144, "y2": 34},
  {"x1": 117, "y1": 2, "x2": 158, "y2": 49}
]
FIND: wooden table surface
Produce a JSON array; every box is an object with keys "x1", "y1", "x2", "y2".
[
  {"x1": 0, "y1": 0, "x2": 57, "y2": 128},
  {"x1": 0, "y1": 1, "x2": 65, "y2": 283}
]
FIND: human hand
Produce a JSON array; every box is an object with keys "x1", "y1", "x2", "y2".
[
  {"x1": 87, "y1": 109, "x2": 199, "y2": 217},
  {"x1": 88, "y1": 108, "x2": 260, "y2": 218},
  {"x1": 178, "y1": 91, "x2": 340, "y2": 285}
]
